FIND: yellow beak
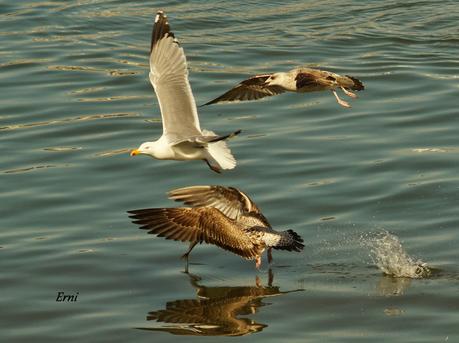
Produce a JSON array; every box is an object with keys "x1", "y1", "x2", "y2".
[{"x1": 130, "y1": 149, "x2": 140, "y2": 156}]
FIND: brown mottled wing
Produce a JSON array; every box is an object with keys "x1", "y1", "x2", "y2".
[
  {"x1": 167, "y1": 185, "x2": 261, "y2": 220},
  {"x1": 127, "y1": 207, "x2": 262, "y2": 259},
  {"x1": 295, "y1": 72, "x2": 331, "y2": 89},
  {"x1": 203, "y1": 74, "x2": 285, "y2": 105},
  {"x1": 296, "y1": 70, "x2": 365, "y2": 92}
]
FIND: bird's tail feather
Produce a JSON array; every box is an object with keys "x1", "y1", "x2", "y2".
[
  {"x1": 203, "y1": 129, "x2": 239, "y2": 170},
  {"x1": 344, "y1": 75, "x2": 364, "y2": 91},
  {"x1": 273, "y1": 229, "x2": 304, "y2": 252}
]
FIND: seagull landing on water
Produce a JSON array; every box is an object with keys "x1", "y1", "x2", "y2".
[
  {"x1": 128, "y1": 185, "x2": 304, "y2": 270},
  {"x1": 203, "y1": 67, "x2": 364, "y2": 108},
  {"x1": 130, "y1": 11, "x2": 241, "y2": 173}
]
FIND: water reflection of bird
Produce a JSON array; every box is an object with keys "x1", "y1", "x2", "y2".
[
  {"x1": 128, "y1": 185, "x2": 304, "y2": 271},
  {"x1": 203, "y1": 67, "x2": 364, "y2": 108},
  {"x1": 136, "y1": 270, "x2": 303, "y2": 336}
]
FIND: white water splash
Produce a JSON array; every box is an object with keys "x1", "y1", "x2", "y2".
[{"x1": 363, "y1": 231, "x2": 431, "y2": 278}]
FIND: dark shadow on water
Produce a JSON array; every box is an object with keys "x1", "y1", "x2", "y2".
[{"x1": 135, "y1": 269, "x2": 303, "y2": 336}]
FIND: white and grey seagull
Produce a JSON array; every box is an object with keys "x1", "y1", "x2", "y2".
[
  {"x1": 203, "y1": 67, "x2": 364, "y2": 108},
  {"x1": 130, "y1": 11, "x2": 240, "y2": 173},
  {"x1": 128, "y1": 185, "x2": 304, "y2": 270}
]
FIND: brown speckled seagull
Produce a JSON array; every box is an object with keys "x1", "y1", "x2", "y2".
[
  {"x1": 203, "y1": 67, "x2": 364, "y2": 108},
  {"x1": 128, "y1": 185, "x2": 304, "y2": 270}
]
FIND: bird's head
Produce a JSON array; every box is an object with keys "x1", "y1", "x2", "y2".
[
  {"x1": 264, "y1": 72, "x2": 284, "y2": 87},
  {"x1": 130, "y1": 142, "x2": 156, "y2": 157}
]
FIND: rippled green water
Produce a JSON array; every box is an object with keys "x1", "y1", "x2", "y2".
[{"x1": 1, "y1": 1, "x2": 459, "y2": 341}]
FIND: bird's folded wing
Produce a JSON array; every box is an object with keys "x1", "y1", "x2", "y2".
[
  {"x1": 167, "y1": 185, "x2": 261, "y2": 220},
  {"x1": 294, "y1": 72, "x2": 333, "y2": 89},
  {"x1": 149, "y1": 11, "x2": 202, "y2": 141},
  {"x1": 128, "y1": 207, "x2": 262, "y2": 259},
  {"x1": 203, "y1": 74, "x2": 285, "y2": 105}
]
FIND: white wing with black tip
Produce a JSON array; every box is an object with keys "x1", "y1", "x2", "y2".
[{"x1": 149, "y1": 10, "x2": 202, "y2": 142}]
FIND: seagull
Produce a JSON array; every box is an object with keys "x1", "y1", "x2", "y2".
[
  {"x1": 203, "y1": 67, "x2": 364, "y2": 108},
  {"x1": 127, "y1": 185, "x2": 304, "y2": 270},
  {"x1": 130, "y1": 11, "x2": 241, "y2": 173}
]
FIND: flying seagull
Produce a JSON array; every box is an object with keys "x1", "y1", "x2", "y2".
[
  {"x1": 203, "y1": 67, "x2": 364, "y2": 108},
  {"x1": 130, "y1": 11, "x2": 241, "y2": 173},
  {"x1": 128, "y1": 185, "x2": 304, "y2": 270}
]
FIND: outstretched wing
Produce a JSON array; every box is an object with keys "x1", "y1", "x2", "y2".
[
  {"x1": 203, "y1": 74, "x2": 285, "y2": 105},
  {"x1": 167, "y1": 185, "x2": 262, "y2": 220},
  {"x1": 149, "y1": 11, "x2": 202, "y2": 141},
  {"x1": 127, "y1": 207, "x2": 263, "y2": 259}
]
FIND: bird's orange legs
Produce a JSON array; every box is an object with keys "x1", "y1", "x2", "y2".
[
  {"x1": 255, "y1": 256, "x2": 262, "y2": 269},
  {"x1": 332, "y1": 90, "x2": 351, "y2": 108},
  {"x1": 341, "y1": 86, "x2": 358, "y2": 98}
]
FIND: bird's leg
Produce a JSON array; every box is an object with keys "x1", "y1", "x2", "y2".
[
  {"x1": 332, "y1": 90, "x2": 351, "y2": 108},
  {"x1": 267, "y1": 247, "x2": 273, "y2": 264},
  {"x1": 181, "y1": 241, "x2": 197, "y2": 273},
  {"x1": 184, "y1": 262, "x2": 189, "y2": 273},
  {"x1": 186, "y1": 272, "x2": 202, "y2": 289},
  {"x1": 341, "y1": 86, "x2": 357, "y2": 98},
  {"x1": 255, "y1": 256, "x2": 262, "y2": 270},
  {"x1": 181, "y1": 241, "x2": 197, "y2": 260},
  {"x1": 268, "y1": 268, "x2": 274, "y2": 286},
  {"x1": 204, "y1": 159, "x2": 222, "y2": 174},
  {"x1": 255, "y1": 275, "x2": 261, "y2": 287}
]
